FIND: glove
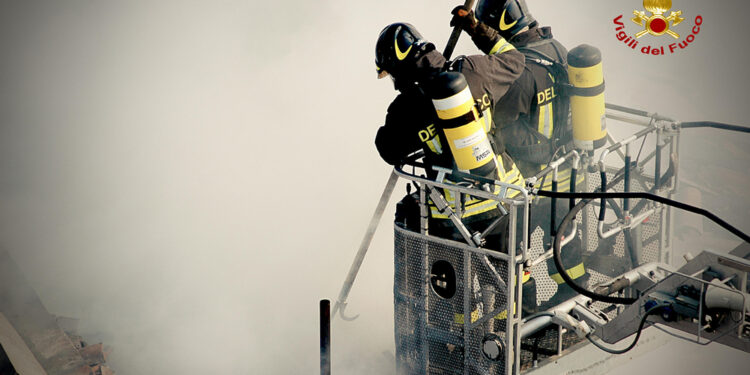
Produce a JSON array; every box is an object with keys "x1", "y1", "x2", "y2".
[{"x1": 450, "y1": 5, "x2": 479, "y2": 34}]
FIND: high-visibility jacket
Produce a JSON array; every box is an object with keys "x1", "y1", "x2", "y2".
[
  {"x1": 428, "y1": 37, "x2": 526, "y2": 220},
  {"x1": 492, "y1": 27, "x2": 574, "y2": 181},
  {"x1": 468, "y1": 27, "x2": 589, "y2": 295},
  {"x1": 375, "y1": 37, "x2": 528, "y2": 221},
  {"x1": 428, "y1": 152, "x2": 523, "y2": 220}
]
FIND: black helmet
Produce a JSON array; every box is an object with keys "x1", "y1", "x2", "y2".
[
  {"x1": 375, "y1": 23, "x2": 428, "y2": 79},
  {"x1": 475, "y1": 0, "x2": 536, "y2": 39}
]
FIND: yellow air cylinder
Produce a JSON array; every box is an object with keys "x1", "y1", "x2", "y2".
[
  {"x1": 568, "y1": 44, "x2": 607, "y2": 150},
  {"x1": 428, "y1": 72, "x2": 498, "y2": 179}
]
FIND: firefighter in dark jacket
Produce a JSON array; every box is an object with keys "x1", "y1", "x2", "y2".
[
  {"x1": 374, "y1": 23, "x2": 538, "y2": 324},
  {"x1": 373, "y1": 21, "x2": 526, "y2": 253},
  {"x1": 451, "y1": 1, "x2": 589, "y2": 308}
]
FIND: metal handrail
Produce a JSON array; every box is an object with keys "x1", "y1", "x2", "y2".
[{"x1": 393, "y1": 164, "x2": 530, "y2": 207}]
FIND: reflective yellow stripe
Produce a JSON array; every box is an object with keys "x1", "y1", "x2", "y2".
[
  {"x1": 489, "y1": 37, "x2": 516, "y2": 55},
  {"x1": 428, "y1": 123, "x2": 525, "y2": 219},
  {"x1": 550, "y1": 262, "x2": 586, "y2": 284},
  {"x1": 481, "y1": 108, "x2": 493, "y2": 133},
  {"x1": 454, "y1": 308, "x2": 481, "y2": 324},
  {"x1": 430, "y1": 198, "x2": 499, "y2": 219},
  {"x1": 547, "y1": 101, "x2": 554, "y2": 137},
  {"x1": 455, "y1": 304, "x2": 517, "y2": 323},
  {"x1": 495, "y1": 308, "x2": 510, "y2": 320},
  {"x1": 538, "y1": 102, "x2": 547, "y2": 136},
  {"x1": 537, "y1": 102, "x2": 553, "y2": 139},
  {"x1": 492, "y1": 274, "x2": 530, "y2": 320},
  {"x1": 429, "y1": 156, "x2": 525, "y2": 220},
  {"x1": 495, "y1": 302, "x2": 517, "y2": 321},
  {"x1": 425, "y1": 136, "x2": 443, "y2": 154}
]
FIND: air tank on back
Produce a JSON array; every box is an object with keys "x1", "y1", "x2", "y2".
[
  {"x1": 568, "y1": 44, "x2": 608, "y2": 151},
  {"x1": 427, "y1": 71, "x2": 499, "y2": 180}
]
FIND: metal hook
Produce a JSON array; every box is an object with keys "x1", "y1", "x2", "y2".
[{"x1": 337, "y1": 301, "x2": 360, "y2": 321}]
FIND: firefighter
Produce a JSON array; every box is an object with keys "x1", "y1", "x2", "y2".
[
  {"x1": 374, "y1": 23, "x2": 540, "y2": 328},
  {"x1": 451, "y1": 1, "x2": 589, "y2": 309},
  {"x1": 373, "y1": 22, "x2": 525, "y2": 252}
]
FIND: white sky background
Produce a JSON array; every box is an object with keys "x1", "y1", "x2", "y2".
[{"x1": 0, "y1": 0, "x2": 749, "y2": 374}]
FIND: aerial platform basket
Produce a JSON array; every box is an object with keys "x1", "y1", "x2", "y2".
[
  {"x1": 328, "y1": 103, "x2": 750, "y2": 375},
  {"x1": 390, "y1": 103, "x2": 679, "y2": 374}
]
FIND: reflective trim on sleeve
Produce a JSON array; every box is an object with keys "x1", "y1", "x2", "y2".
[{"x1": 489, "y1": 37, "x2": 516, "y2": 55}]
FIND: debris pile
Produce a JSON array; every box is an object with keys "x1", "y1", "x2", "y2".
[{"x1": 0, "y1": 249, "x2": 116, "y2": 375}]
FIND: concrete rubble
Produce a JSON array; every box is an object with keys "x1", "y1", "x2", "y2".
[{"x1": 0, "y1": 249, "x2": 115, "y2": 375}]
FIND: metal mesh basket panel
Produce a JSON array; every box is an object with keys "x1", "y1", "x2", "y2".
[
  {"x1": 394, "y1": 226, "x2": 513, "y2": 375},
  {"x1": 393, "y1": 165, "x2": 668, "y2": 373},
  {"x1": 583, "y1": 167, "x2": 662, "y2": 267},
  {"x1": 580, "y1": 167, "x2": 666, "y2": 320}
]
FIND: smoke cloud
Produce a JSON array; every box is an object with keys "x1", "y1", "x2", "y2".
[{"x1": 0, "y1": 0, "x2": 748, "y2": 373}]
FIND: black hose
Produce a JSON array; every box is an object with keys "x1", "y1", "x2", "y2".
[
  {"x1": 541, "y1": 190, "x2": 750, "y2": 244},
  {"x1": 546, "y1": 167, "x2": 634, "y2": 304},
  {"x1": 600, "y1": 164, "x2": 641, "y2": 264},
  {"x1": 681, "y1": 121, "x2": 750, "y2": 133},
  {"x1": 545, "y1": 187, "x2": 750, "y2": 305},
  {"x1": 551, "y1": 195, "x2": 637, "y2": 304},
  {"x1": 585, "y1": 303, "x2": 667, "y2": 354}
]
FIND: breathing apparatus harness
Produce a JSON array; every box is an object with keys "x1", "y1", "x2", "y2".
[{"x1": 505, "y1": 38, "x2": 573, "y2": 166}]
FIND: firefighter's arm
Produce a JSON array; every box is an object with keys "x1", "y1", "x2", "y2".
[
  {"x1": 375, "y1": 94, "x2": 426, "y2": 166},
  {"x1": 450, "y1": 6, "x2": 514, "y2": 55},
  {"x1": 459, "y1": 48, "x2": 525, "y2": 110}
]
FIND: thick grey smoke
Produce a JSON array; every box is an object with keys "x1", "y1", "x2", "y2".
[{"x1": 0, "y1": 0, "x2": 748, "y2": 374}]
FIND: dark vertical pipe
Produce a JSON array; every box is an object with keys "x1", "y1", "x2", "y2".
[
  {"x1": 569, "y1": 168, "x2": 577, "y2": 210},
  {"x1": 623, "y1": 155, "x2": 631, "y2": 211},
  {"x1": 599, "y1": 172, "x2": 607, "y2": 221},
  {"x1": 550, "y1": 180, "x2": 558, "y2": 236},
  {"x1": 320, "y1": 299, "x2": 331, "y2": 375}
]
